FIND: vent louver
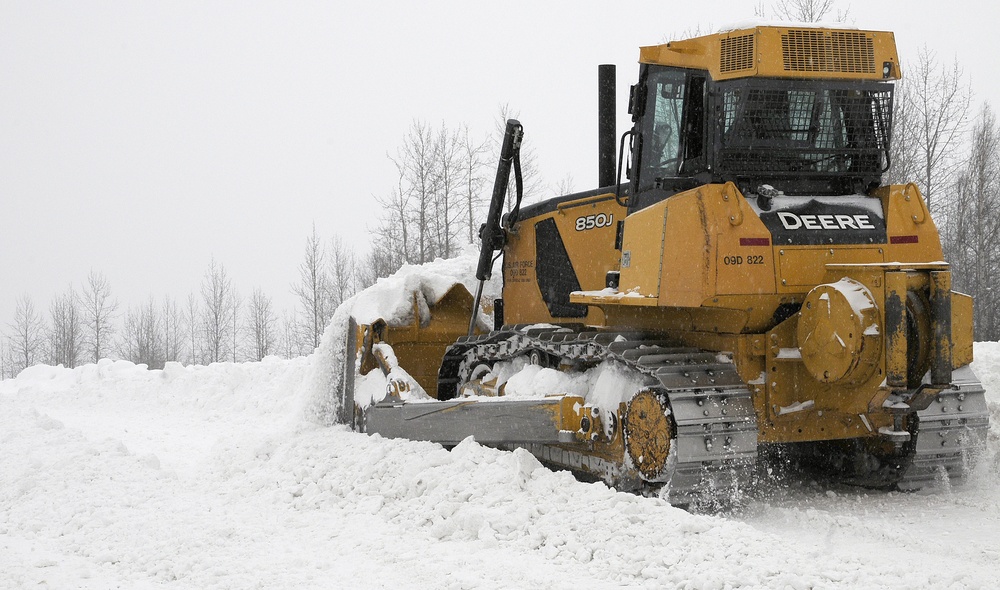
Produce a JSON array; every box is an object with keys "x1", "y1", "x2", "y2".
[
  {"x1": 781, "y1": 30, "x2": 875, "y2": 74},
  {"x1": 720, "y1": 34, "x2": 755, "y2": 73}
]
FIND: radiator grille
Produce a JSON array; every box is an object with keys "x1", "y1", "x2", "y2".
[
  {"x1": 720, "y1": 34, "x2": 755, "y2": 73},
  {"x1": 781, "y1": 30, "x2": 875, "y2": 74}
]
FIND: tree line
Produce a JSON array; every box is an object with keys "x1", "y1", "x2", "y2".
[
  {"x1": 875, "y1": 37, "x2": 1000, "y2": 341},
  {"x1": 0, "y1": 111, "x2": 532, "y2": 378}
]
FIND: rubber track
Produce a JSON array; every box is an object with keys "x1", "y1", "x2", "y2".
[{"x1": 438, "y1": 325, "x2": 758, "y2": 505}]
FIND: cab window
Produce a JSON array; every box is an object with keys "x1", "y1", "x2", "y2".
[{"x1": 641, "y1": 69, "x2": 687, "y2": 182}]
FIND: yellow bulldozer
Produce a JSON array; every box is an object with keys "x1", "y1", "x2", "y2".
[{"x1": 345, "y1": 24, "x2": 989, "y2": 504}]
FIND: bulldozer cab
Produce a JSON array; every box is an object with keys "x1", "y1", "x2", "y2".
[
  {"x1": 628, "y1": 27, "x2": 898, "y2": 205},
  {"x1": 632, "y1": 67, "x2": 708, "y2": 199}
]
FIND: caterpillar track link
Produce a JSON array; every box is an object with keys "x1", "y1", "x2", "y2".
[
  {"x1": 434, "y1": 324, "x2": 758, "y2": 505},
  {"x1": 798, "y1": 364, "x2": 990, "y2": 492},
  {"x1": 896, "y1": 366, "x2": 990, "y2": 490}
]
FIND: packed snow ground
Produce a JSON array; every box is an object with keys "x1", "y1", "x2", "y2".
[
  {"x1": 2, "y1": 258, "x2": 999, "y2": 589},
  {"x1": 4, "y1": 355, "x2": 998, "y2": 590}
]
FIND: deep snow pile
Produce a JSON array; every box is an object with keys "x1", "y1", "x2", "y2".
[
  {"x1": 972, "y1": 341, "x2": 1000, "y2": 461},
  {"x1": 3, "y1": 350, "x2": 997, "y2": 589},
  {"x1": 1, "y1": 252, "x2": 999, "y2": 589}
]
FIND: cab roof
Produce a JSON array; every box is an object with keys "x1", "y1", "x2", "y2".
[{"x1": 639, "y1": 25, "x2": 900, "y2": 82}]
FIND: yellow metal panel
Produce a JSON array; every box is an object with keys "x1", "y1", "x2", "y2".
[
  {"x1": 640, "y1": 26, "x2": 899, "y2": 82},
  {"x1": 884, "y1": 271, "x2": 908, "y2": 389},
  {"x1": 502, "y1": 217, "x2": 551, "y2": 323},
  {"x1": 711, "y1": 187, "x2": 777, "y2": 296},
  {"x1": 555, "y1": 196, "x2": 626, "y2": 297},
  {"x1": 501, "y1": 194, "x2": 624, "y2": 326},
  {"x1": 616, "y1": 183, "x2": 783, "y2": 308},
  {"x1": 755, "y1": 27, "x2": 898, "y2": 80},
  {"x1": 952, "y1": 292, "x2": 974, "y2": 367},
  {"x1": 874, "y1": 184, "x2": 944, "y2": 262},
  {"x1": 618, "y1": 200, "x2": 669, "y2": 299},
  {"x1": 760, "y1": 305, "x2": 892, "y2": 444},
  {"x1": 659, "y1": 190, "x2": 712, "y2": 307},
  {"x1": 777, "y1": 246, "x2": 883, "y2": 289},
  {"x1": 364, "y1": 285, "x2": 480, "y2": 399}
]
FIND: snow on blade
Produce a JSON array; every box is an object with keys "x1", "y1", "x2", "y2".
[
  {"x1": 777, "y1": 399, "x2": 815, "y2": 415},
  {"x1": 301, "y1": 246, "x2": 500, "y2": 424}
]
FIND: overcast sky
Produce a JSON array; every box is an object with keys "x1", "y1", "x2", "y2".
[{"x1": 2, "y1": 0, "x2": 998, "y2": 334}]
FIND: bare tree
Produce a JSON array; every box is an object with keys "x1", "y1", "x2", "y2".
[
  {"x1": 758, "y1": 0, "x2": 849, "y2": 21},
  {"x1": 47, "y1": 286, "x2": 84, "y2": 368},
  {"x1": 391, "y1": 120, "x2": 440, "y2": 263},
  {"x1": 246, "y1": 288, "x2": 277, "y2": 361},
  {"x1": 355, "y1": 246, "x2": 405, "y2": 291},
  {"x1": 373, "y1": 119, "x2": 496, "y2": 277},
  {"x1": 230, "y1": 289, "x2": 242, "y2": 363},
  {"x1": 374, "y1": 165, "x2": 412, "y2": 269},
  {"x1": 185, "y1": 293, "x2": 200, "y2": 365},
  {"x1": 947, "y1": 103, "x2": 1000, "y2": 339},
  {"x1": 885, "y1": 77, "x2": 923, "y2": 186},
  {"x1": 433, "y1": 122, "x2": 466, "y2": 259},
  {"x1": 279, "y1": 309, "x2": 300, "y2": 359},
  {"x1": 294, "y1": 226, "x2": 332, "y2": 351},
  {"x1": 161, "y1": 296, "x2": 185, "y2": 363},
  {"x1": 494, "y1": 104, "x2": 545, "y2": 210},
  {"x1": 118, "y1": 298, "x2": 162, "y2": 368},
  {"x1": 6, "y1": 295, "x2": 45, "y2": 375},
  {"x1": 908, "y1": 46, "x2": 973, "y2": 214},
  {"x1": 329, "y1": 235, "x2": 357, "y2": 309},
  {"x1": 200, "y1": 258, "x2": 235, "y2": 363},
  {"x1": 80, "y1": 270, "x2": 118, "y2": 363},
  {"x1": 460, "y1": 125, "x2": 490, "y2": 244},
  {"x1": 0, "y1": 340, "x2": 13, "y2": 379},
  {"x1": 554, "y1": 174, "x2": 576, "y2": 196}
]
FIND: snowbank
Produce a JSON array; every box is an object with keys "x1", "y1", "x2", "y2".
[
  {"x1": 2, "y1": 345, "x2": 998, "y2": 589},
  {"x1": 972, "y1": 341, "x2": 1000, "y2": 461}
]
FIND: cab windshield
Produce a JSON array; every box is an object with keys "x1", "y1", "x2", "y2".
[
  {"x1": 716, "y1": 79, "x2": 893, "y2": 178},
  {"x1": 632, "y1": 66, "x2": 894, "y2": 197}
]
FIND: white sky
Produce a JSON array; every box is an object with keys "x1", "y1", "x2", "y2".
[{"x1": 2, "y1": 0, "x2": 998, "y2": 329}]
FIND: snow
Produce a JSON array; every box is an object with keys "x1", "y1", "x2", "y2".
[
  {"x1": 776, "y1": 399, "x2": 815, "y2": 415},
  {"x1": 574, "y1": 287, "x2": 651, "y2": 299},
  {"x1": 302, "y1": 247, "x2": 500, "y2": 423},
  {"x1": 2, "y1": 347, "x2": 998, "y2": 590},
  {"x1": 464, "y1": 359, "x2": 656, "y2": 440},
  {"x1": 776, "y1": 347, "x2": 802, "y2": 360},
  {"x1": 744, "y1": 194, "x2": 885, "y2": 220},
  {"x1": 2, "y1": 256, "x2": 999, "y2": 588},
  {"x1": 347, "y1": 249, "x2": 492, "y2": 328},
  {"x1": 831, "y1": 277, "x2": 877, "y2": 313},
  {"x1": 718, "y1": 19, "x2": 859, "y2": 33}
]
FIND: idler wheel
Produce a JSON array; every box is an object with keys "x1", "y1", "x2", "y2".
[{"x1": 623, "y1": 389, "x2": 673, "y2": 479}]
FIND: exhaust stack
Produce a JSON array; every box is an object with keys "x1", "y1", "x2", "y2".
[{"x1": 598, "y1": 64, "x2": 616, "y2": 188}]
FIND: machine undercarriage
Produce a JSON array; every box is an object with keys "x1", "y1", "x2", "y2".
[{"x1": 357, "y1": 323, "x2": 988, "y2": 506}]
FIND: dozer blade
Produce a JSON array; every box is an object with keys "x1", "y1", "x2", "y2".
[
  {"x1": 365, "y1": 396, "x2": 585, "y2": 446},
  {"x1": 353, "y1": 283, "x2": 484, "y2": 401}
]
